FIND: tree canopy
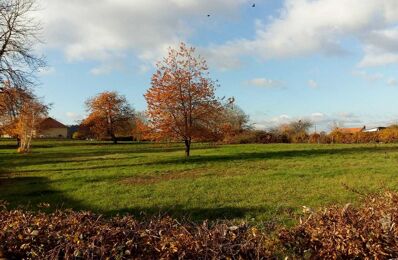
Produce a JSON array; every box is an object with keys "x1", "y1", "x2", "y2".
[
  {"x1": 82, "y1": 91, "x2": 135, "y2": 144},
  {"x1": 145, "y1": 43, "x2": 222, "y2": 156}
]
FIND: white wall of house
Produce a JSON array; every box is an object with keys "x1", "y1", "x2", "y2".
[{"x1": 39, "y1": 128, "x2": 68, "y2": 138}]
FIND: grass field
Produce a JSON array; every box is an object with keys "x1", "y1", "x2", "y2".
[{"x1": 1, "y1": 139, "x2": 398, "y2": 225}]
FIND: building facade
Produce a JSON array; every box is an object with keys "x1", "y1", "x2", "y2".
[{"x1": 37, "y1": 117, "x2": 68, "y2": 138}]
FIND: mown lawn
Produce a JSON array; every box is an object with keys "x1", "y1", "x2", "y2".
[{"x1": 1, "y1": 139, "x2": 397, "y2": 225}]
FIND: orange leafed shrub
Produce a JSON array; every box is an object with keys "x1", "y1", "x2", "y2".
[
  {"x1": 379, "y1": 126, "x2": 398, "y2": 143},
  {"x1": 280, "y1": 192, "x2": 398, "y2": 258},
  {"x1": 0, "y1": 204, "x2": 276, "y2": 259},
  {"x1": 2, "y1": 192, "x2": 398, "y2": 258}
]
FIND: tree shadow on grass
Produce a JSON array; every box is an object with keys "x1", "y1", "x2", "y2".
[
  {"x1": 155, "y1": 145, "x2": 398, "y2": 165},
  {"x1": 4, "y1": 145, "x2": 398, "y2": 174},
  {"x1": 1, "y1": 144, "x2": 396, "y2": 222},
  {"x1": 102, "y1": 204, "x2": 294, "y2": 223},
  {"x1": 0, "y1": 172, "x2": 292, "y2": 222},
  {"x1": 0, "y1": 173, "x2": 88, "y2": 213},
  {"x1": 0, "y1": 144, "x2": 218, "y2": 169}
]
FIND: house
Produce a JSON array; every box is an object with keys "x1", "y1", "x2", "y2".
[
  {"x1": 37, "y1": 117, "x2": 68, "y2": 138},
  {"x1": 363, "y1": 127, "x2": 386, "y2": 132},
  {"x1": 335, "y1": 126, "x2": 366, "y2": 134}
]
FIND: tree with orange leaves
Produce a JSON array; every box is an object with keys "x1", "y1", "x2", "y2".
[
  {"x1": 15, "y1": 99, "x2": 48, "y2": 153},
  {"x1": 0, "y1": 81, "x2": 48, "y2": 152},
  {"x1": 83, "y1": 91, "x2": 134, "y2": 144},
  {"x1": 131, "y1": 112, "x2": 152, "y2": 142},
  {"x1": 0, "y1": 83, "x2": 36, "y2": 143},
  {"x1": 145, "y1": 43, "x2": 222, "y2": 157}
]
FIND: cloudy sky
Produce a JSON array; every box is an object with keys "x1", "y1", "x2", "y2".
[{"x1": 35, "y1": 0, "x2": 398, "y2": 131}]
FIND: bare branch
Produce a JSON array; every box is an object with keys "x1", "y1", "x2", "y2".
[{"x1": 0, "y1": 0, "x2": 45, "y2": 88}]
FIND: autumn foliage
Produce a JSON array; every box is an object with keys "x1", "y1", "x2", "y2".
[
  {"x1": 280, "y1": 191, "x2": 398, "y2": 258},
  {"x1": 0, "y1": 82, "x2": 48, "y2": 152},
  {"x1": 2, "y1": 192, "x2": 398, "y2": 258},
  {"x1": 82, "y1": 91, "x2": 134, "y2": 143},
  {"x1": 328, "y1": 126, "x2": 398, "y2": 144},
  {"x1": 131, "y1": 112, "x2": 153, "y2": 141},
  {"x1": 0, "y1": 203, "x2": 276, "y2": 259},
  {"x1": 145, "y1": 43, "x2": 222, "y2": 156}
]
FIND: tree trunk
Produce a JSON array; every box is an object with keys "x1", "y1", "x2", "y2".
[
  {"x1": 184, "y1": 139, "x2": 191, "y2": 157},
  {"x1": 111, "y1": 134, "x2": 117, "y2": 144},
  {"x1": 16, "y1": 137, "x2": 21, "y2": 147}
]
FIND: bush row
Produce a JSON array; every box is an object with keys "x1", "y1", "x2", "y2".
[
  {"x1": 2, "y1": 192, "x2": 398, "y2": 259},
  {"x1": 224, "y1": 127, "x2": 398, "y2": 144}
]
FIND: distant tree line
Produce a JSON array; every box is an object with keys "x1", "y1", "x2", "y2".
[{"x1": 223, "y1": 123, "x2": 398, "y2": 145}]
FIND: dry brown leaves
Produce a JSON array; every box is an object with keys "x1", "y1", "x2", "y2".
[
  {"x1": 279, "y1": 191, "x2": 398, "y2": 259},
  {"x1": 2, "y1": 192, "x2": 398, "y2": 259}
]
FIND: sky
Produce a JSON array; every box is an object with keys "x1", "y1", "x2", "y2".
[{"x1": 34, "y1": 0, "x2": 398, "y2": 131}]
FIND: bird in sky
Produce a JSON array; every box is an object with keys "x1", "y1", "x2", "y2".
[{"x1": 252, "y1": 3, "x2": 256, "y2": 7}]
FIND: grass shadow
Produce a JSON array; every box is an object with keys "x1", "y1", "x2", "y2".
[
  {"x1": 4, "y1": 145, "x2": 397, "y2": 174},
  {"x1": 104, "y1": 204, "x2": 291, "y2": 222},
  {"x1": 0, "y1": 173, "x2": 87, "y2": 212}
]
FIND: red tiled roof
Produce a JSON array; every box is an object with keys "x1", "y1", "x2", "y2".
[
  {"x1": 39, "y1": 117, "x2": 67, "y2": 129},
  {"x1": 335, "y1": 127, "x2": 364, "y2": 134}
]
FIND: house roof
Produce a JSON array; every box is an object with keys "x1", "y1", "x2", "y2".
[
  {"x1": 335, "y1": 127, "x2": 364, "y2": 134},
  {"x1": 363, "y1": 127, "x2": 386, "y2": 132},
  {"x1": 40, "y1": 117, "x2": 67, "y2": 129}
]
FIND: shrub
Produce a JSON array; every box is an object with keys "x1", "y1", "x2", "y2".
[
  {"x1": 224, "y1": 130, "x2": 289, "y2": 144},
  {"x1": 71, "y1": 131, "x2": 82, "y2": 140},
  {"x1": 308, "y1": 133, "x2": 320, "y2": 144},
  {"x1": 0, "y1": 205, "x2": 277, "y2": 259},
  {"x1": 279, "y1": 192, "x2": 398, "y2": 258},
  {"x1": 379, "y1": 127, "x2": 398, "y2": 143},
  {"x1": 290, "y1": 132, "x2": 309, "y2": 143},
  {"x1": 2, "y1": 192, "x2": 398, "y2": 258}
]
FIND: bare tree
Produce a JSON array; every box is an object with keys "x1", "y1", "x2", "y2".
[{"x1": 0, "y1": 0, "x2": 44, "y2": 88}]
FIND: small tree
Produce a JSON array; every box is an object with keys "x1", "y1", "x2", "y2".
[
  {"x1": 16, "y1": 99, "x2": 48, "y2": 153},
  {"x1": 275, "y1": 119, "x2": 313, "y2": 143},
  {"x1": 145, "y1": 43, "x2": 222, "y2": 157},
  {"x1": 83, "y1": 91, "x2": 134, "y2": 144},
  {"x1": 0, "y1": 82, "x2": 36, "y2": 145},
  {"x1": 220, "y1": 100, "x2": 251, "y2": 138}
]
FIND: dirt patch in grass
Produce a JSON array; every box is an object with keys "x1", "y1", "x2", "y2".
[{"x1": 120, "y1": 165, "x2": 250, "y2": 186}]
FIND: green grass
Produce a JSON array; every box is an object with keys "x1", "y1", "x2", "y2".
[{"x1": 1, "y1": 139, "x2": 398, "y2": 224}]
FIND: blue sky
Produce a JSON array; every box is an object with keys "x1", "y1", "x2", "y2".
[{"x1": 35, "y1": 0, "x2": 398, "y2": 131}]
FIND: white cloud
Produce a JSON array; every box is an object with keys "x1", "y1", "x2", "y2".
[
  {"x1": 352, "y1": 70, "x2": 384, "y2": 82},
  {"x1": 37, "y1": 0, "x2": 248, "y2": 72},
  {"x1": 246, "y1": 77, "x2": 283, "y2": 88},
  {"x1": 37, "y1": 66, "x2": 56, "y2": 76},
  {"x1": 213, "y1": 0, "x2": 398, "y2": 67},
  {"x1": 90, "y1": 61, "x2": 123, "y2": 76},
  {"x1": 254, "y1": 112, "x2": 364, "y2": 131},
  {"x1": 34, "y1": 0, "x2": 398, "y2": 73},
  {"x1": 387, "y1": 77, "x2": 398, "y2": 86},
  {"x1": 353, "y1": 70, "x2": 398, "y2": 86},
  {"x1": 66, "y1": 112, "x2": 83, "y2": 122},
  {"x1": 308, "y1": 79, "x2": 319, "y2": 88},
  {"x1": 359, "y1": 27, "x2": 398, "y2": 67}
]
